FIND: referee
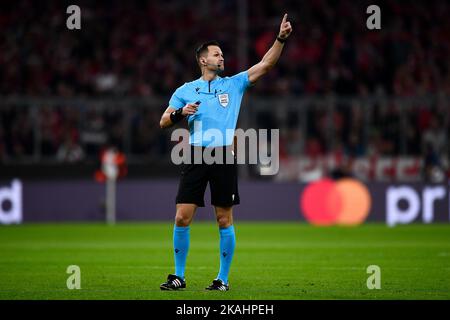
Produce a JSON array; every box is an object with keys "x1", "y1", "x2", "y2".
[{"x1": 159, "y1": 14, "x2": 292, "y2": 291}]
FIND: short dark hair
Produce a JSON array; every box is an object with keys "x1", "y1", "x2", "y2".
[{"x1": 195, "y1": 40, "x2": 221, "y2": 63}]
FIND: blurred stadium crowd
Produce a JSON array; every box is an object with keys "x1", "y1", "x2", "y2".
[{"x1": 0, "y1": 0, "x2": 449, "y2": 179}]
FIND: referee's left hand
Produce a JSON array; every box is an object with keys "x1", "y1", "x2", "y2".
[{"x1": 278, "y1": 13, "x2": 292, "y2": 40}]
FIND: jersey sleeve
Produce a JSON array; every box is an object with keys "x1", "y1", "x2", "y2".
[
  {"x1": 230, "y1": 71, "x2": 250, "y2": 93},
  {"x1": 168, "y1": 85, "x2": 186, "y2": 110}
]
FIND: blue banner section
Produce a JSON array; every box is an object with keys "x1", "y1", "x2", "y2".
[{"x1": 0, "y1": 179, "x2": 449, "y2": 224}]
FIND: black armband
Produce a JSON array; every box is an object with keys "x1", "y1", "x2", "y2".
[
  {"x1": 276, "y1": 36, "x2": 287, "y2": 43},
  {"x1": 170, "y1": 108, "x2": 185, "y2": 124}
]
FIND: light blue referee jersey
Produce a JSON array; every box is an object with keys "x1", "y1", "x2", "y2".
[{"x1": 168, "y1": 71, "x2": 250, "y2": 147}]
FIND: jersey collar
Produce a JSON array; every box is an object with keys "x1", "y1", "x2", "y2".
[{"x1": 197, "y1": 75, "x2": 221, "y2": 83}]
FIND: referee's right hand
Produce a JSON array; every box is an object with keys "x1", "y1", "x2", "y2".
[{"x1": 182, "y1": 102, "x2": 199, "y2": 116}]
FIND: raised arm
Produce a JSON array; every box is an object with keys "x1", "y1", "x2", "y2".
[{"x1": 247, "y1": 13, "x2": 293, "y2": 84}]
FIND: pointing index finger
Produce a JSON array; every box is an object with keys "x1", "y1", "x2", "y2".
[{"x1": 282, "y1": 13, "x2": 288, "y2": 24}]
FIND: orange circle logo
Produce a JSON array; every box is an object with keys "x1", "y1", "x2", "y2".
[{"x1": 300, "y1": 178, "x2": 371, "y2": 226}]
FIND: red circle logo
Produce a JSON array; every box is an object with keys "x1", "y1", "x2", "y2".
[{"x1": 300, "y1": 178, "x2": 371, "y2": 226}]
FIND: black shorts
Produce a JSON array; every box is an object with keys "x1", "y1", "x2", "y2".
[{"x1": 176, "y1": 145, "x2": 240, "y2": 207}]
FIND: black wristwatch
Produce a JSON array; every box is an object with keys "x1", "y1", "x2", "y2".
[
  {"x1": 276, "y1": 36, "x2": 287, "y2": 43},
  {"x1": 170, "y1": 108, "x2": 185, "y2": 124}
]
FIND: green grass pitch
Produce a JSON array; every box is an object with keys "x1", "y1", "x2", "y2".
[{"x1": 0, "y1": 222, "x2": 449, "y2": 300}]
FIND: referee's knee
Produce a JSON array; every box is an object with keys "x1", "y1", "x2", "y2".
[
  {"x1": 216, "y1": 215, "x2": 233, "y2": 228},
  {"x1": 175, "y1": 212, "x2": 193, "y2": 227}
]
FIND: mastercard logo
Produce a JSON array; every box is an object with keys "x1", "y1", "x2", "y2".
[{"x1": 300, "y1": 178, "x2": 372, "y2": 226}]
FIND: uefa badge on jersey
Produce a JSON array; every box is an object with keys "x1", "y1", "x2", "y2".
[{"x1": 218, "y1": 93, "x2": 229, "y2": 108}]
